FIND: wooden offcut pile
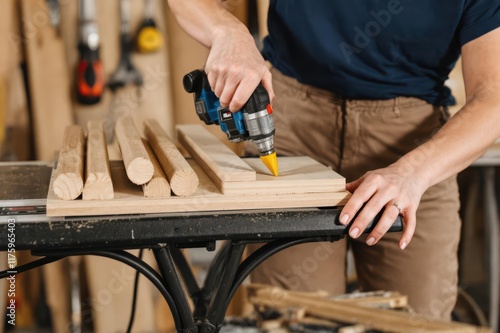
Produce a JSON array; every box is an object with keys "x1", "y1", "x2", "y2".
[{"x1": 233, "y1": 284, "x2": 492, "y2": 333}]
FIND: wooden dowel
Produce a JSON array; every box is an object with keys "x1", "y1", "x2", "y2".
[
  {"x1": 142, "y1": 139, "x2": 171, "y2": 198},
  {"x1": 144, "y1": 119, "x2": 199, "y2": 197},
  {"x1": 83, "y1": 121, "x2": 114, "y2": 200},
  {"x1": 115, "y1": 116, "x2": 154, "y2": 185},
  {"x1": 53, "y1": 125, "x2": 85, "y2": 200}
]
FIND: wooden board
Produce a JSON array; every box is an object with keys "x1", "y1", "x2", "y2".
[
  {"x1": 46, "y1": 157, "x2": 350, "y2": 217},
  {"x1": 0, "y1": 79, "x2": 5, "y2": 146},
  {"x1": 1, "y1": 0, "x2": 31, "y2": 161},
  {"x1": 257, "y1": 0, "x2": 270, "y2": 41},
  {"x1": 177, "y1": 125, "x2": 256, "y2": 185},
  {"x1": 0, "y1": 0, "x2": 18, "y2": 78},
  {"x1": 21, "y1": 0, "x2": 74, "y2": 161},
  {"x1": 224, "y1": 158, "x2": 345, "y2": 195}
]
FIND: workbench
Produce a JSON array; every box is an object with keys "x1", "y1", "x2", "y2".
[{"x1": 0, "y1": 161, "x2": 402, "y2": 333}]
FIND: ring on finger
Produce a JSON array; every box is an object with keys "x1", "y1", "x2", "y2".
[{"x1": 393, "y1": 202, "x2": 403, "y2": 215}]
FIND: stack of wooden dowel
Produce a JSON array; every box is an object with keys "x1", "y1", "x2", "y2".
[
  {"x1": 47, "y1": 122, "x2": 351, "y2": 216},
  {"x1": 53, "y1": 116, "x2": 198, "y2": 201}
]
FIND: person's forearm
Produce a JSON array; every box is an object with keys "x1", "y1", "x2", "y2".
[
  {"x1": 167, "y1": 0, "x2": 249, "y2": 48},
  {"x1": 396, "y1": 94, "x2": 500, "y2": 189}
]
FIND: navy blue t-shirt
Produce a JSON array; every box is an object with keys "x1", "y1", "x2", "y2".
[{"x1": 262, "y1": 0, "x2": 500, "y2": 105}]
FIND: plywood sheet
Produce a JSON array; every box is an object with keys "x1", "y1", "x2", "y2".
[{"x1": 46, "y1": 158, "x2": 350, "y2": 217}]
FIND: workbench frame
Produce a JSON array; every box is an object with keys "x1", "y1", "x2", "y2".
[{"x1": 0, "y1": 208, "x2": 402, "y2": 333}]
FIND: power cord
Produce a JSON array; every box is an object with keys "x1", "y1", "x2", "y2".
[{"x1": 126, "y1": 249, "x2": 144, "y2": 333}]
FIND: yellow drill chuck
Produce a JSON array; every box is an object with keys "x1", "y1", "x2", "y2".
[{"x1": 260, "y1": 152, "x2": 279, "y2": 176}]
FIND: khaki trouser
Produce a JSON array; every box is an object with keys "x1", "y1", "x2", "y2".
[{"x1": 248, "y1": 68, "x2": 462, "y2": 319}]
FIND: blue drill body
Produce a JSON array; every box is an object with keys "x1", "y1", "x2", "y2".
[
  {"x1": 183, "y1": 69, "x2": 276, "y2": 155},
  {"x1": 183, "y1": 69, "x2": 278, "y2": 175},
  {"x1": 197, "y1": 84, "x2": 248, "y2": 141}
]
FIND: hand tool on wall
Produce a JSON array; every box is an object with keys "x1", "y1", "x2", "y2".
[
  {"x1": 105, "y1": 0, "x2": 143, "y2": 142},
  {"x1": 108, "y1": 0, "x2": 143, "y2": 91},
  {"x1": 136, "y1": 0, "x2": 163, "y2": 53},
  {"x1": 183, "y1": 69, "x2": 279, "y2": 176},
  {"x1": 46, "y1": 0, "x2": 61, "y2": 34},
  {"x1": 76, "y1": 0, "x2": 104, "y2": 105}
]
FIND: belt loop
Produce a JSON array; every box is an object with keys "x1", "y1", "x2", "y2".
[
  {"x1": 439, "y1": 105, "x2": 451, "y2": 125},
  {"x1": 305, "y1": 87, "x2": 311, "y2": 99},
  {"x1": 393, "y1": 98, "x2": 401, "y2": 116}
]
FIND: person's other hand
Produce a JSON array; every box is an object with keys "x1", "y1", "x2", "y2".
[
  {"x1": 339, "y1": 163, "x2": 427, "y2": 250},
  {"x1": 205, "y1": 27, "x2": 274, "y2": 112}
]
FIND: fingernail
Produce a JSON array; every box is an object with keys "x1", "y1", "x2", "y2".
[
  {"x1": 366, "y1": 237, "x2": 376, "y2": 246},
  {"x1": 349, "y1": 227, "x2": 359, "y2": 238},
  {"x1": 340, "y1": 214, "x2": 349, "y2": 225},
  {"x1": 400, "y1": 241, "x2": 407, "y2": 250}
]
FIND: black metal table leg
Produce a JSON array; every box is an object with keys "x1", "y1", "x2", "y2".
[
  {"x1": 169, "y1": 245, "x2": 208, "y2": 318},
  {"x1": 205, "y1": 242, "x2": 246, "y2": 332},
  {"x1": 203, "y1": 242, "x2": 231, "y2": 301},
  {"x1": 154, "y1": 246, "x2": 198, "y2": 333}
]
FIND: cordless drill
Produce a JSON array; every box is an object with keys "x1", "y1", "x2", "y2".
[{"x1": 183, "y1": 69, "x2": 278, "y2": 176}]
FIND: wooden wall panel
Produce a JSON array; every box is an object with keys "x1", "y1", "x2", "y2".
[
  {"x1": 0, "y1": 0, "x2": 31, "y2": 161},
  {"x1": 0, "y1": 0, "x2": 18, "y2": 78},
  {"x1": 446, "y1": 57, "x2": 466, "y2": 115},
  {"x1": 257, "y1": 0, "x2": 269, "y2": 42},
  {"x1": 21, "y1": 0, "x2": 74, "y2": 161}
]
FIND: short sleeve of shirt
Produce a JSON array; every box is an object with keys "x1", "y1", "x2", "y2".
[{"x1": 459, "y1": 0, "x2": 500, "y2": 45}]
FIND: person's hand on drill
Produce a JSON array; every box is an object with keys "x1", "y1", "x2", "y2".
[
  {"x1": 205, "y1": 26, "x2": 274, "y2": 111},
  {"x1": 168, "y1": 0, "x2": 274, "y2": 112}
]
